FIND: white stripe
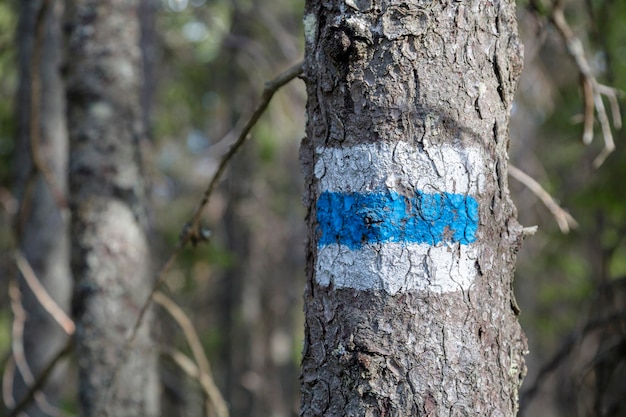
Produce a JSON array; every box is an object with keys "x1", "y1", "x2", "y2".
[
  {"x1": 314, "y1": 141, "x2": 487, "y2": 195},
  {"x1": 317, "y1": 242, "x2": 478, "y2": 294},
  {"x1": 314, "y1": 142, "x2": 485, "y2": 294}
]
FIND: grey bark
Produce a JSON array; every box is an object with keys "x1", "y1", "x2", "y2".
[
  {"x1": 64, "y1": 1, "x2": 158, "y2": 416},
  {"x1": 13, "y1": 1, "x2": 71, "y2": 415},
  {"x1": 300, "y1": 1, "x2": 527, "y2": 416}
]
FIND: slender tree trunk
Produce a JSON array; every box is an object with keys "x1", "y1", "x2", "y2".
[
  {"x1": 300, "y1": 1, "x2": 528, "y2": 415},
  {"x1": 12, "y1": 1, "x2": 70, "y2": 415},
  {"x1": 64, "y1": 1, "x2": 158, "y2": 416}
]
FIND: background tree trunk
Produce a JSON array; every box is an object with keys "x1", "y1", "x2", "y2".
[
  {"x1": 12, "y1": 1, "x2": 71, "y2": 415},
  {"x1": 300, "y1": 1, "x2": 528, "y2": 415},
  {"x1": 64, "y1": 1, "x2": 158, "y2": 416}
]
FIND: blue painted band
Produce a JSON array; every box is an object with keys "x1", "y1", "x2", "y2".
[{"x1": 316, "y1": 191, "x2": 478, "y2": 249}]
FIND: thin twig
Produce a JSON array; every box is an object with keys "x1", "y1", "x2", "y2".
[
  {"x1": 596, "y1": 84, "x2": 623, "y2": 129},
  {"x1": 152, "y1": 292, "x2": 211, "y2": 383},
  {"x1": 550, "y1": 2, "x2": 621, "y2": 168},
  {"x1": 27, "y1": 0, "x2": 68, "y2": 211},
  {"x1": 154, "y1": 292, "x2": 229, "y2": 417},
  {"x1": 4, "y1": 3, "x2": 70, "y2": 416},
  {"x1": 0, "y1": 187, "x2": 18, "y2": 214},
  {"x1": 15, "y1": 251, "x2": 75, "y2": 335},
  {"x1": 7, "y1": 338, "x2": 73, "y2": 417},
  {"x1": 16, "y1": 0, "x2": 67, "y2": 243},
  {"x1": 104, "y1": 60, "x2": 303, "y2": 413},
  {"x1": 9, "y1": 280, "x2": 30, "y2": 386},
  {"x1": 2, "y1": 356, "x2": 17, "y2": 410},
  {"x1": 509, "y1": 164, "x2": 578, "y2": 233},
  {"x1": 186, "y1": 60, "x2": 304, "y2": 241},
  {"x1": 162, "y1": 348, "x2": 200, "y2": 378},
  {"x1": 162, "y1": 348, "x2": 224, "y2": 417},
  {"x1": 8, "y1": 280, "x2": 65, "y2": 417}
]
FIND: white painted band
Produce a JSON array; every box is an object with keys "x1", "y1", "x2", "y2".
[
  {"x1": 317, "y1": 242, "x2": 478, "y2": 294},
  {"x1": 314, "y1": 141, "x2": 487, "y2": 195}
]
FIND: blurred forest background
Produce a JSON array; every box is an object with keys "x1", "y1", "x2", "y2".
[{"x1": 0, "y1": 0, "x2": 625, "y2": 416}]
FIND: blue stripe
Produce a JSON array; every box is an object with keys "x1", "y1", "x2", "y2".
[{"x1": 316, "y1": 191, "x2": 478, "y2": 249}]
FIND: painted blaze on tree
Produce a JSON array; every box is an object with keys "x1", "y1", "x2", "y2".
[{"x1": 300, "y1": 0, "x2": 527, "y2": 416}]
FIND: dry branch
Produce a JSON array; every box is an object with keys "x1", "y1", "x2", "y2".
[
  {"x1": 8, "y1": 281, "x2": 30, "y2": 387},
  {"x1": 6, "y1": 280, "x2": 70, "y2": 417},
  {"x1": 4, "y1": 3, "x2": 71, "y2": 416},
  {"x1": 6, "y1": 338, "x2": 73, "y2": 417},
  {"x1": 162, "y1": 349, "x2": 222, "y2": 417},
  {"x1": 549, "y1": 2, "x2": 622, "y2": 167},
  {"x1": 2, "y1": 357, "x2": 17, "y2": 410},
  {"x1": 105, "y1": 60, "x2": 304, "y2": 412},
  {"x1": 185, "y1": 60, "x2": 304, "y2": 242},
  {"x1": 0, "y1": 187, "x2": 18, "y2": 214},
  {"x1": 154, "y1": 292, "x2": 229, "y2": 417},
  {"x1": 25, "y1": 0, "x2": 68, "y2": 212},
  {"x1": 15, "y1": 251, "x2": 75, "y2": 335},
  {"x1": 509, "y1": 164, "x2": 578, "y2": 233}
]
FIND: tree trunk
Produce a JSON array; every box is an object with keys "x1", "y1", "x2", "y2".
[
  {"x1": 64, "y1": 1, "x2": 158, "y2": 416},
  {"x1": 300, "y1": 1, "x2": 528, "y2": 415},
  {"x1": 12, "y1": 1, "x2": 71, "y2": 415}
]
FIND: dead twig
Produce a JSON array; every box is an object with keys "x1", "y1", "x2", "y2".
[
  {"x1": 162, "y1": 347, "x2": 200, "y2": 378},
  {"x1": 2, "y1": 357, "x2": 17, "y2": 410},
  {"x1": 0, "y1": 187, "x2": 18, "y2": 215},
  {"x1": 154, "y1": 292, "x2": 229, "y2": 417},
  {"x1": 509, "y1": 164, "x2": 578, "y2": 233},
  {"x1": 105, "y1": 60, "x2": 304, "y2": 414},
  {"x1": 6, "y1": 338, "x2": 73, "y2": 417},
  {"x1": 7, "y1": 280, "x2": 67, "y2": 417},
  {"x1": 185, "y1": 60, "x2": 304, "y2": 242},
  {"x1": 162, "y1": 348, "x2": 225, "y2": 417},
  {"x1": 9, "y1": 280, "x2": 32, "y2": 389},
  {"x1": 4, "y1": 3, "x2": 71, "y2": 416},
  {"x1": 550, "y1": 2, "x2": 621, "y2": 168},
  {"x1": 25, "y1": 0, "x2": 68, "y2": 213},
  {"x1": 15, "y1": 251, "x2": 75, "y2": 335}
]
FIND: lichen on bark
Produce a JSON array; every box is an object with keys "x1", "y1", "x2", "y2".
[{"x1": 64, "y1": 1, "x2": 158, "y2": 416}]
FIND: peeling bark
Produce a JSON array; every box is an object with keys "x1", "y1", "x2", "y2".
[
  {"x1": 64, "y1": 1, "x2": 158, "y2": 415},
  {"x1": 300, "y1": 1, "x2": 527, "y2": 416}
]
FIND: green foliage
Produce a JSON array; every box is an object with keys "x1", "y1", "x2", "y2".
[
  {"x1": 154, "y1": 2, "x2": 233, "y2": 139},
  {"x1": 0, "y1": 309, "x2": 11, "y2": 358},
  {"x1": 0, "y1": 1, "x2": 17, "y2": 184}
]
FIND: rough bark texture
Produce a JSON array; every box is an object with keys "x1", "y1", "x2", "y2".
[
  {"x1": 13, "y1": 1, "x2": 71, "y2": 415},
  {"x1": 300, "y1": 1, "x2": 528, "y2": 416},
  {"x1": 64, "y1": 1, "x2": 158, "y2": 416}
]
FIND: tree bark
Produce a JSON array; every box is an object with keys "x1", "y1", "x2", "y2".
[
  {"x1": 64, "y1": 1, "x2": 158, "y2": 416},
  {"x1": 12, "y1": 1, "x2": 71, "y2": 415},
  {"x1": 300, "y1": 1, "x2": 527, "y2": 416}
]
